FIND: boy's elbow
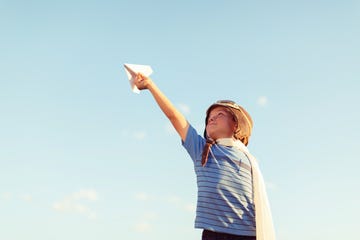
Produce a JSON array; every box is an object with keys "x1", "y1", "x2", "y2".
[
  {"x1": 169, "y1": 117, "x2": 189, "y2": 141},
  {"x1": 167, "y1": 113, "x2": 178, "y2": 122}
]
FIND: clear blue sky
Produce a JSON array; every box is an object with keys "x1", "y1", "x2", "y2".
[{"x1": 1, "y1": 0, "x2": 359, "y2": 239}]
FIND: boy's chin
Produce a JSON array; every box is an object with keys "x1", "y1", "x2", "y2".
[
  {"x1": 207, "y1": 134, "x2": 221, "y2": 140},
  {"x1": 208, "y1": 133, "x2": 233, "y2": 140},
  {"x1": 206, "y1": 132, "x2": 217, "y2": 140}
]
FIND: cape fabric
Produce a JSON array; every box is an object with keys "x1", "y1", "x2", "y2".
[{"x1": 216, "y1": 138, "x2": 276, "y2": 240}]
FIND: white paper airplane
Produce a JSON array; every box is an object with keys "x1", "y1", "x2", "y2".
[{"x1": 123, "y1": 63, "x2": 153, "y2": 94}]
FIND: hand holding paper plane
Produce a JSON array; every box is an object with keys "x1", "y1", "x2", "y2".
[{"x1": 124, "y1": 63, "x2": 153, "y2": 94}]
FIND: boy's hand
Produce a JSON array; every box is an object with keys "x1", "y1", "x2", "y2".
[{"x1": 135, "y1": 73, "x2": 152, "y2": 90}]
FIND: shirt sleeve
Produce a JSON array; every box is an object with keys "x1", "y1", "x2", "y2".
[{"x1": 182, "y1": 124, "x2": 206, "y2": 164}]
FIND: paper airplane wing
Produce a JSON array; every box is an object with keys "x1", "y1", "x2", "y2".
[{"x1": 124, "y1": 63, "x2": 153, "y2": 94}]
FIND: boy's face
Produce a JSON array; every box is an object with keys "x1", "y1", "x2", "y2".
[{"x1": 206, "y1": 106, "x2": 237, "y2": 140}]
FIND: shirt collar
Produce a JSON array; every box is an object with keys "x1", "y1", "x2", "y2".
[{"x1": 216, "y1": 138, "x2": 249, "y2": 153}]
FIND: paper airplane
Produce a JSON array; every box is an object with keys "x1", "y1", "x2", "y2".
[{"x1": 124, "y1": 63, "x2": 153, "y2": 94}]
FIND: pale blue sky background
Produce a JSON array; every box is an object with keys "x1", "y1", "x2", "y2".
[{"x1": 1, "y1": 0, "x2": 359, "y2": 239}]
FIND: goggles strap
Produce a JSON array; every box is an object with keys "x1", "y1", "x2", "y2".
[{"x1": 201, "y1": 139, "x2": 215, "y2": 167}]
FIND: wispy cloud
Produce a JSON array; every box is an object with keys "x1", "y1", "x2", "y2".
[
  {"x1": 183, "y1": 203, "x2": 196, "y2": 213},
  {"x1": 72, "y1": 189, "x2": 98, "y2": 201},
  {"x1": 164, "y1": 122, "x2": 177, "y2": 135},
  {"x1": 134, "y1": 221, "x2": 153, "y2": 233},
  {"x1": 121, "y1": 129, "x2": 147, "y2": 140},
  {"x1": 132, "y1": 131, "x2": 147, "y2": 140},
  {"x1": 266, "y1": 181, "x2": 278, "y2": 191},
  {"x1": 134, "y1": 191, "x2": 195, "y2": 213},
  {"x1": 132, "y1": 192, "x2": 195, "y2": 233},
  {"x1": 257, "y1": 96, "x2": 268, "y2": 107},
  {"x1": 1, "y1": 192, "x2": 33, "y2": 202},
  {"x1": 166, "y1": 195, "x2": 181, "y2": 205},
  {"x1": 20, "y1": 194, "x2": 32, "y2": 202},
  {"x1": 133, "y1": 211, "x2": 158, "y2": 233},
  {"x1": 177, "y1": 103, "x2": 191, "y2": 115},
  {"x1": 1, "y1": 192, "x2": 12, "y2": 201},
  {"x1": 52, "y1": 189, "x2": 98, "y2": 220},
  {"x1": 166, "y1": 194, "x2": 196, "y2": 213},
  {"x1": 134, "y1": 192, "x2": 154, "y2": 201}
]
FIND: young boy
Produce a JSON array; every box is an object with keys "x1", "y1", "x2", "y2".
[{"x1": 133, "y1": 73, "x2": 275, "y2": 240}]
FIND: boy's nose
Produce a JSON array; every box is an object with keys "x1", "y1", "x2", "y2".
[{"x1": 208, "y1": 115, "x2": 217, "y2": 123}]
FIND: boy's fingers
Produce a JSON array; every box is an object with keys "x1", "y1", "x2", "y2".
[{"x1": 136, "y1": 73, "x2": 145, "y2": 81}]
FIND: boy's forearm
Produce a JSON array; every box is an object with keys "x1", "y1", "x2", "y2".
[{"x1": 147, "y1": 82, "x2": 176, "y2": 119}]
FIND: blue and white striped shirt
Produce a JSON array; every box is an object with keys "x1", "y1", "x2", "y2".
[{"x1": 182, "y1": 125, "x2": 256, "y2": 236}]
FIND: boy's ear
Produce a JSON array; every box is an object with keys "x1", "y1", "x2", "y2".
[{"x1": 233, "y1": 123, "x2": 238, "y2": 132}]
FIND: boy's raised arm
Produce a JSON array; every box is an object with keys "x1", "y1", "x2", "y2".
[{"x1": 134, "y1": 73, "x2": 189, "y2": 142}]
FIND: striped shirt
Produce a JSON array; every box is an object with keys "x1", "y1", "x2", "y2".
[{"x1": 182, "y1": 125, "x2": 256, "y2": 236}]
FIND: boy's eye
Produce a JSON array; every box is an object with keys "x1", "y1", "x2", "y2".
[{"x1": 208, "y1": 112, "x2": 227, "y2": 121}]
